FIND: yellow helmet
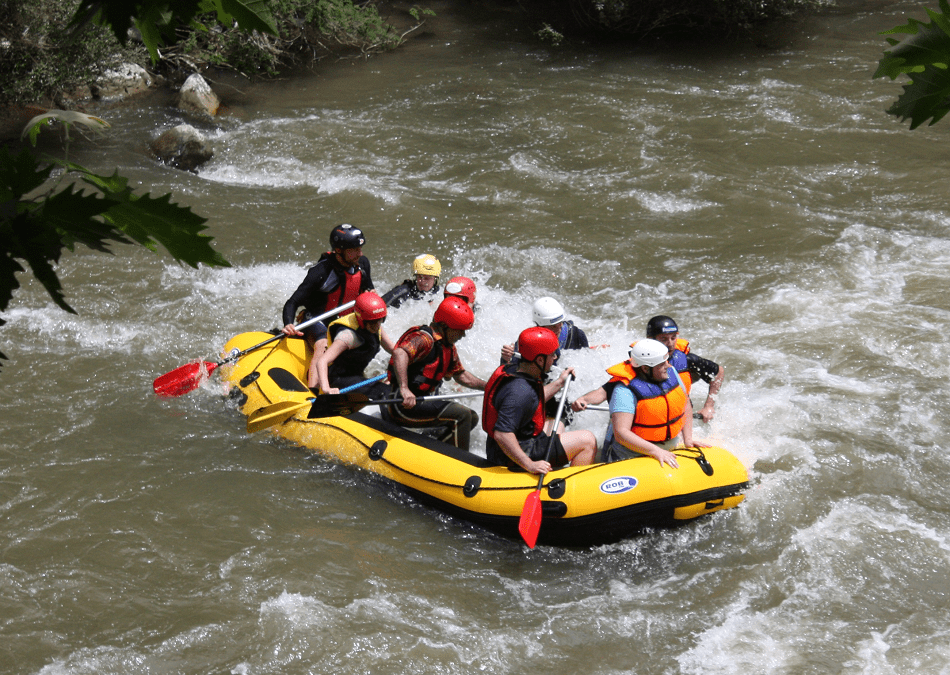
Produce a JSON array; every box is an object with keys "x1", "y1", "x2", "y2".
[{"x1": 412, "y1": 254, "x2": 441, "y2": 277}]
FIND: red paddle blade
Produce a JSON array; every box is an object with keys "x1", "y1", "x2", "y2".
[
  {"x1": 518, "y1": 490, "x2": 543, "y2": 549},
  {"x1": 153, "y1": 361, "x2": 219, "y2": 397}
]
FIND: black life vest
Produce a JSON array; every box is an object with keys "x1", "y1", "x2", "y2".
[{"x1": 326, "y1": 314, "x2": 382, "y2": 380}]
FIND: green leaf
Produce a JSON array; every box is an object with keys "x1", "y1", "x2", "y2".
[
  {"x1": 0, "y1": 147, "x2": 54, "y2": 203},
  {"x1": 875, "y1": 0, "x2": 950, "y2": 127},
  {"x1": 217, "y1": 0, "x2": 278, "y2": 35},
  {"x1": 886, "y1": 62, "x2": 950, "y2": 128},
  {"x1": 874, "y1": 0, "x2": 950, "y2": 80},
  {"x1": 95, "y1": 186, "x2": 231, "y2": 269}
]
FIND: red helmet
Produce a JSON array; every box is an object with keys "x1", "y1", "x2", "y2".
[
  {"x1": 433, "y1": 296, "x2": 475, "y2": 330},
  {"x1": 354, "y1": 292, "x2": 387, "y2": 329},
  {"x1": 443, "y1": 276, "x2": 476, "y2": 305},
  {"x1": 518, "y1": 327, "x2": 559, "y2": 362}
]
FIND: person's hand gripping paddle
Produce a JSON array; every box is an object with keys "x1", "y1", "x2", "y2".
[{"x1": 518, "y1": 372, "x2": 573, "y2": 549}]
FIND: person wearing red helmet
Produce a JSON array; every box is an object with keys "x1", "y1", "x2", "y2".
[
  {"x1": 385, "y1": 296, "x2": 487, "y2": 450},
  {"x1": 482, "y1": 327, "x2": 596, "y2": 474},
  {"x1": 442, "y1": 276, "x2": 477, "y2": 308},
  {"x1": 281, "y1": 224, "x2": 375, "y2": 381},
  {"x1": 314, "y1": 292, "x2": 394, "y2": 394}
]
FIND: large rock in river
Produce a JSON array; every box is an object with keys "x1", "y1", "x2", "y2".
[
  {"x1": 149, "y1": 124, "x2": 213, "y2": 172},
  {"x1": 177, "y1": 74, "x2": 220, "y2": 119},
  {"x1": 93, "y1": 64, "x2": 153, "y2": 100}
]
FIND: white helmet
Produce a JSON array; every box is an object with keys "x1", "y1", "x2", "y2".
[
  {"x1": 629, "y1": 339, "x2": 669, "y2": 368},
  {"x1": 532, "y1": 297, "x2": 565, "y2": 327}
]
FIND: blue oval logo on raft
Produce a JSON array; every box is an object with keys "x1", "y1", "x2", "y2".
[{"x1": 600, "y1": 476, "x2": 638, "y2": 494}]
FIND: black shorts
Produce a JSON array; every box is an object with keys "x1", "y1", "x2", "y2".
[
  {"x1": 489, "y1": 433, "x2": 569, "y2": 471},
  {"x1": 302, "y1": 319, "x2": 328, "y2": 344}
]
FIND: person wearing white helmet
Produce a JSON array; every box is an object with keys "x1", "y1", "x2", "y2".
[
  {"x1": 499, "y1": 296, "x2": 589, "y2": 366},
  {"x1": 599, "y1": 339, "x2": 709, "y2": 468},
  {"x1": 499, "y1": 297, "x2": 590, "y2": 432},
  {"x1": 382, "y1": 253, "x2": 442, "y2": 308}
]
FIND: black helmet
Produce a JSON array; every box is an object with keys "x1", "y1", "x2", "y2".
[
  {"x1": 329, "y1": 224, "x2": 365, "y2": 250},
  {"x1": 646, "y1": 315, "x2": 678, "y2": 338}
]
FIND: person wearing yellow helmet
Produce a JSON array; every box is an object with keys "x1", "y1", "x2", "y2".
[{"x1": 382, "y1": 253, "x2": 442, "y2": 308}]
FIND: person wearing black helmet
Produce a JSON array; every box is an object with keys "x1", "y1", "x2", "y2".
[
  {"x1": 645, "y1": 315, "x2": 724, "y2": 424},
  {"x1": 281, "y1": 224, "x2": 375, "y2": 385},
  {"x1": 572, "y1": 315, "x2": 724, "y2": 424}
]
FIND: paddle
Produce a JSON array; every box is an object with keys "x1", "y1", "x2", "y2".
[
  {"x1": 582, "y1": 403, "x2": 702, "y2": 419},
  {"x1": 308, "y1": 391, "x2": 483, "y2": 419},
  {"x1": 518, "y1": 373, "x2": 573, "y2": 549},
  {"x1": 153, "y1": 301, "x2": 356, "y2": 397},
  {"x1": 247, "y1": 374, "x2": 390, "y2": 433}
]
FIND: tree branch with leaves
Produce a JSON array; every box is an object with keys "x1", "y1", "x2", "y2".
[{"x1": 874, "y1": 0, "x2": 950, "y2": 129}]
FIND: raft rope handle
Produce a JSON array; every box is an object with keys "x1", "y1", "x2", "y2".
[
  {"x1": 297, "y1": 415, "x2": 715, "y2": 490},
  {"x1": 298, "y1": 417, "x2": 598, "y2": 492}
]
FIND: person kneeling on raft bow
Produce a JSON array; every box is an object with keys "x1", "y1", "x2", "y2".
[
  {"x1": 281, "y1": 224, "x2": 375, "y2": 387},
  {"x1": 599, "y1": 339, "x2": 710, "y2": 468},
  {"x1": 385, "y1": 296, "x2": 487, "y2": 451},
  {"x1": 483, "y1": 327, "x2": 597, "y2": 474},
  {"x1": 442, "y1": 276, "x2": 477, "y2": 310},
  {"x1": 382, "y1": 253, "x2": 442, "y2": 308},
  {"x1": 314, "y1": 291, "x2": 394, "y2": 394}
]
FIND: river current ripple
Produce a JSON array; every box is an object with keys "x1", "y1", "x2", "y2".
[{"x1": 2, "y1": 1, "x2": 950, "y2": 673}]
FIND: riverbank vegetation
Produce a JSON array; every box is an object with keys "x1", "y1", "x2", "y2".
[
  {"x1": 0, "y1": 0, "x2": 432, "y2": 108},
  {"x1": 1, "y1": 0, "x2": 830, "y2": 110}
]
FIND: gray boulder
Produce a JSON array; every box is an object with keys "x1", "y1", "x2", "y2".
[
  {"x1": 177, "y1": 74, "x2": 220, "y2": 119},
  {"x1": 149, "y1": 124, "x2": 213, "y2": 172},
  {"x1": 93, "y1": 64, "x2": 153, "y2": 100}
]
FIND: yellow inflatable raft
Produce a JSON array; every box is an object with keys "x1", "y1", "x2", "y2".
[{"x1": 222, "y1": 331, "x2": 749, "y2": 547}]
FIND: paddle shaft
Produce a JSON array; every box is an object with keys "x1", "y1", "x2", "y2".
[
  {"x1": 536, "y1": 374, "x2": 573, "y2": 487},
  {"x1": 222, "y1": 300, "x2": 356, "y2": 367},
  {"x1": 337, "y1": 373, "x2": 386, "y2": 394},
  {"x1": 358, "y1": 391, "x2": 482, "y2": 406}
]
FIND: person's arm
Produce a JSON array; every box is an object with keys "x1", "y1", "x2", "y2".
[
  {"x1": 390, "y1": 347, "x2": 416, "y2": 407},
  {"x1": 282, "y1": 264, "x2": 324, "y2": 334},
  {"x1": 499, "y1": 343, "x2": 515, "y2": 364},
  {"x1": 576, "y1": 327, "x2": 589, "y2": 349},
  {"x1": 688, "y1": 353, "x2": 724, "y2": 423},
  {"x1": 571, "y1": 385, "x2": 607, "y2": 412},
  {"x1": 453, "y1": 369, "x2": 486, "y2": 390},
  {"x1": 697, "y1": 364, "x2": 725, "y2": 423},
  {"x1": 360, "y1": 256, "x2": 374, "y2": 291},
  {"x1": 382, "y1": 281, "x2": 408, "y2": 308},
  {"x1": 611, "y1": 411, "x2": 679, "y2": 469},
  {"x1": 543, "y1": 366, "x2": 574, "y2": 401},
  {"x1": 681, "y1": 398, "x2": 711, "y2": 449},
  {"x1": 380, "y1": 327, "x2": 395, "y2": 354},
  {"x1": 314, "y1": 332, "x2": 354, "y2": 393},
  {"x1": 494, "y1": 431, "x2": 551, "y2": 474}
]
